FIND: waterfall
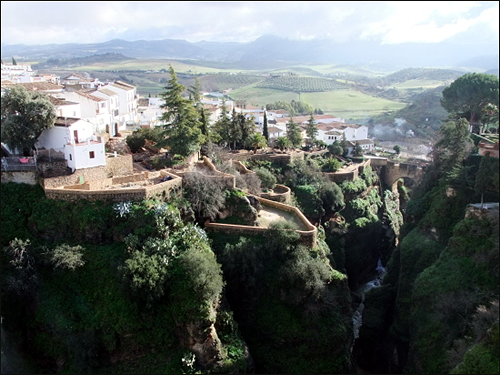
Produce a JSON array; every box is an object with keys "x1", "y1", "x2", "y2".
[{"x1": 351, "y1": 259, "x2": 386, "y2": 348}]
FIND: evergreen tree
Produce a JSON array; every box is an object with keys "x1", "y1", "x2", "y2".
[
  {"x1": 286, "y1": 117, "x2": 302, "y2": 148},
  {"x1": 212, "y1": 98, "x2": 232, "y2": 146},
  {"x1": 12, "y1": 57, "x2": 17, "y2": 65},
  {"x1": 263, "y1": 111, "x2": 269, "y2": 141},
  {"x1": 157, "y1": 65, "x2": 203, "y2": 158},
  {"x1": 305, "y1": 113, "x2": 318, "y2": 147},
  {"x1": 340, "y1": 133, "x2": 350, "y2": 157}
]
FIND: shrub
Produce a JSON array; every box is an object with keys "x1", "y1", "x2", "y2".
[{"x1": 255, "y1": 167, "x2": 277, "y2": 190}]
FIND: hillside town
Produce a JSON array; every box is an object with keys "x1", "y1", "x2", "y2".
[{"x1": 1, "y1": 60, "x2": 376, "y2": 176}]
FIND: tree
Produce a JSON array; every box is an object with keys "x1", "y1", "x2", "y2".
[
  {"x1": 1, "y1": 85, "x2": 56, "y2": 155},
  {"x1": 393, "y1": 144, "x2": 402, "y2": 155},
  {"x1": 305, "y1": 113, "x2": 318, "y2": 147},
  {"x1": 328, "y1": 140, "x2": 343, "y2": 157},
  {"x1": 474, "y1": 153, "x2": 498, "y2": 207},
  {"x1": 189, "y1": 77, "x2": 210, "y2": 143},
  {"x1": 433, "y1": 118, "x2": 473, "y2": 181},
  {"x1": 441, "y1": 73, "x2": 500, "y2": 128},
  {"x1": 157, "y1": 65, "x2": 203, "y2": 158},
  {"x1": 286, "y1": 117, "x2": 302, "y2": 148},
  {"x1": 263, "y1": 111, "x2": 269, "y2": 141},
  {"x1": 340, "y1": 133, "x2": 350, "y2": 157},
  {"x1": 247, "y1": 133, "x2": 267, "y2": 153},
  {"x1": 212, "y1": 98, "x2": 231, "y2": 146},
  {"x1": 274, "y1": 136, "x2": 290, "y2": 151},
  {"x1": 353, "y1": 141, "x2": 363, "y2": 157}
]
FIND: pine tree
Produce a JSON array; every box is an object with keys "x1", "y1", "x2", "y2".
[
  {"x1": 12, "y1": 57, "x2": 17, "y2": 65},
  {"x1": 157, "y1": 65, "x2": 203, "y2": 158},
  {"x1": 286, "y1": 117, "x2": 302, "y2": 148},
  {"x1": 305, "y1": 113, "x2": 318, "y2": 147},
  {"x1": 263, "y1": 111, "x2": 269, "y2": 141}
]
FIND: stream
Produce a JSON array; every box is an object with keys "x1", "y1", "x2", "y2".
[{"x1": 351, "y1": 258, "x2": 387, "y2": 349}]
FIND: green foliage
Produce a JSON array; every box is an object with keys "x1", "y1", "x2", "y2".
[
  {"x1": 1, "y1": 85, "x2": 56, "y2": 154},
  {"x1": 286, "y1": 117, "x2": 302, "y2": 148},
  {"x1": 327, "y1": 140, "x2": 343, "y2": 156},
  {"x1": 210, "y1": 221, "x2": 352, "y2": 374},
  {"x1": 1, "y1": 182, "x2": 45, "y2": 247},
  {"x1": 321, "y1": 157, "x2": 342, "y2": 172},
  {"x1": 157, "y1": 65, "x2": 203, "y2": 157},
  {"x1": 182, "y1": 172, "x2": 227, "y2": 222},
  {"x1": 441, "y1": 73, "x2": 499, "y2": 124},
  {"x1": 340, "y1": 177, "x2": 368, "y2": 195},
  {"x1": 254, "y1": 167, "x2": 276, "y2": 190},
  {"x1": 48, "y1": 244, "x2": 85, "y2": 270}
]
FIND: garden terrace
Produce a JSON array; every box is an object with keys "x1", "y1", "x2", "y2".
[
  {"x1": 44, "y1": 170, "x2": 182, "y2": 202},
  {"x1": 205, "y1": 196, "x2": 317, "y2": 248}
]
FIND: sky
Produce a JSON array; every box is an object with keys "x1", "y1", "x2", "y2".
[{"x1": 1, "y1": 1, "x2": 498, "y2": 46}]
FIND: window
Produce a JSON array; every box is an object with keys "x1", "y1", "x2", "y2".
[
  {"x1": 69, "y1": 154, "x2": 72, "y2": 160},
  {"x1": 89, "y1": 151, "x2": 95, "y2": 159}
]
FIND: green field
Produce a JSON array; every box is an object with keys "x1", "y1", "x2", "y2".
[
  {"x1": 46, "y1": 58, "x2": 421, "y2": 119},
  {"x1": 392, "y1": 79, "x2": 448, "y2": 90},
  {"x1": 229, "y1": 86, "x2": 406, "y2": 119}
]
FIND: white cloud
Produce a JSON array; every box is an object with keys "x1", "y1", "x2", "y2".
[{"x1": 1, "y1": 1, "x2": 498, "y2": 45}]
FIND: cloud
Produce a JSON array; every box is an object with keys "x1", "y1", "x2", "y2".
[{"x1": 1, "y1": 1, "x2": 498, "y2": 45}]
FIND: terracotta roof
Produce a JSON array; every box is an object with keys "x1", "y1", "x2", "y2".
[
  {"x1": 98, "y1": 87, "x2": 118, "y2": 96},
  {"x1": 75, "y1": 91, "x2": 106, "y2": 102},
  {"x1": 111, "y1": 81, "x2": 135, "y2": 90},
  {"x1": 356, "y1": 139, "x2": 374, "y2": 145},
  {"x1": 54, "y1": 117, "x2": 80, "y2": 126},
  {"x1": 18, "y1": 82, "x2": 64, "y2": 91},
  {"x1": 267, "y1": 126, "x2": 284, "y2": 134},
  {"x1": 48, "y1": 96, "x2": 78, "y2": 106},
  {"x1": 63, "y1": 73, "x2": 86, "y2": 80}
]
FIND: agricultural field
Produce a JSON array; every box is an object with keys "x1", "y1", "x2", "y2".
[
  {"x1": 228, "y1": 85, "x2": 406, "y2": 119},
  {"x1": 255, "y1": 75, "x2": 349, "y2": 92},
  {"x1": 40, "y1": 57, "x2": 443, "y2": 119}
]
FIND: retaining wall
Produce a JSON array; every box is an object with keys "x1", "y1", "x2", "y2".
[
  {"x1": 204, "y1": 196, "x2": 317, "y2": 248},
  {"x1": 45, "y1": 171, "x2": 182, "y2": 203},
  {"x1": 1, "y1": 171, "x2": 39, "y2": 185}
]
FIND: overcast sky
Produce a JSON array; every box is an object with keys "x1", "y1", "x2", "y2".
[{"x1": 1, "y1": 1, "x2": 498, "y2": 46}]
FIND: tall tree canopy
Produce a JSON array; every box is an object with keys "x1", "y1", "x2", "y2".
[
  {"x1": 441, "y1": 73, "x2": 499, "y2": 126},
  {"x1": 286, "y1": 117, "x2": 302, "y2": 148},
  {"x1": 1, "y1": 85, "x2": 56, "y2": 155},
  {"x1": 305, "y1": 113, "x2": 318, "y2": 146},
  {"x1": 157, "y1": 65, "x2": 203, "y2": 157},
  {"x1": 262, "y1": 111, "x2": 269, "y2": 141}
]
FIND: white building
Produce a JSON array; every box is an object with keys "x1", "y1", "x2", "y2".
[
  {"x1": 105, "y1": 81, "x2": 139, "y2": 129},
  {"x1": 36, "y1": 117, "x2": 106, "y2": 172},
  {"x1": 64, "y1": 91, "x2": 111, "y2": 134}
]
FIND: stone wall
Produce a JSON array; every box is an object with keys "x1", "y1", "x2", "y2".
[
  {"x1": 205, "y1": 196, "x2": 317, "y2": 248},
  {"x1": 1, "y1": 171, "x2": 39, "y2": 185},
  {"x1": 260, "y1": 184, "x2": 291, "y2": 204},
  {"x1": 41, "y1": 166, "x2": 109, "y2": 188},
  {"x1": 45, "y1": 172, "x2": 182, "y2": 203}
]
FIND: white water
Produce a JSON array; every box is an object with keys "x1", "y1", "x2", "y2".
[{"x1": 352, "y1": 259, "x2": 387, "y2": 347}]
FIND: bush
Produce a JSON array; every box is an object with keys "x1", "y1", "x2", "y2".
[{"x1": 255, "y1": 167, "x2": 277, "y2": 190}]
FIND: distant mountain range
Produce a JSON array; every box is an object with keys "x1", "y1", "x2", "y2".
[{"x1": 1, "y1": 35, "x2": 498, "y2": 72}]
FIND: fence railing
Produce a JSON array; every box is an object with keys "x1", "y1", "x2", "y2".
[{"x1": 1, "y1": 157, "x2": 37, "y2": 171}]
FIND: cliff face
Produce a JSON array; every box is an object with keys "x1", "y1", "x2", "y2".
[
  {"x1": 0, "y1": 184, "x2": 252, "y2": 374},
  {"x1": 353, "y1": 153, "x2": 499, "y2": 374}
]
